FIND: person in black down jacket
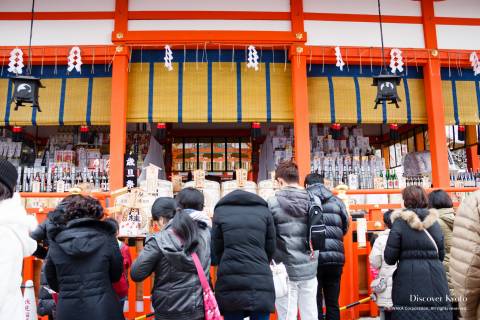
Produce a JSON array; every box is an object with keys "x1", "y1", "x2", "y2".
[
  {"x1": 268, "y1": 161, "x2": 318, "y2": 320},
  {"x1": 384, "y1": 186, "x2": 452, "y2": 320},
  {"x1": 45, "y1": 195, "x2": 124, "y2": 320},
  {"x1": 31, "y1": 214, "x2": 63, "y2": 320},
  {"x1": 213, "y1": 190, "x2": 276, "y2": 320},
  {"x1": 130, "y1": 198, "x2": 211, "y2": 320},
  {"x1": 305, "y1": 173, "x2": 349, "y2": 320}
]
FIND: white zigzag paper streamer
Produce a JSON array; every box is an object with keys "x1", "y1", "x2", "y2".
[
  {"x1": 8, "y1": 48, "x2": 24, "y2": 74},
  {"x1": 247, "y1": 45, "x2": 259, "y2": 71},
  {"x1": 470, "y1": 52, "x2": 480, "y2": 76},
  {"x1": 164, "y1": 45, "x2": 173, "y2": 71},
  {"x1": 67, "y1": 46, "x2": 83, "y2": 73},
  {"x1": 335, "y1": 46, "x2": 345, "y2": 71},
  {"x1": 390, "y1": 48, "x2": 404, "y2": 73}
]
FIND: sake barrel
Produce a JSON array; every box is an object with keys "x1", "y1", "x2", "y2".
[
  {"x1": 221, "y1": 180, "x2": 258, "y2": 197},
  {"x1": 157, "y1": 179, "x2": 174, "y2": 198},
  {"x1": 258, "y1": 179, "x2": 278, "y2": 200},
  {"x1": 184, "y1": 180, "x2": 221, "y2": 218}
]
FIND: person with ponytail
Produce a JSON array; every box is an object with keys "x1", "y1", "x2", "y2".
[{"x1": 131, "y1": 197, "x2": 211, "y2": 320}]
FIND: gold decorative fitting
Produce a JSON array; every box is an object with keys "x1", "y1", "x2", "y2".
[
  {"x1": 431, "y1": 49, "x2": 439, "y2": 57},
  {"x1": 296, "y1": 47, "x2": 304, "y2": 54},
  {"x1": 116, "y1": 46, "x2": 124, "y2": 53},
  {"x1": 116, "y1": 32, "x2": 124, "y2": 39},
  {"x1": 295, "y1": 33, "x2": 303, "y2": 40}
]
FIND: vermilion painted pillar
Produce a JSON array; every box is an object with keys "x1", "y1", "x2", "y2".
[
  {"x1": 109, "y1": 52, "x2": 129, "y2": 190},
  {"x1": 109, "y1": 0, "x2": 129, "y2": 190},
  {"x1": 423, "y1": 59, "x2": 450, "y2": 187},
  {"x1": 466, "y1": 125, "x2": 479, "y2": 171},
  {"x1": 421, "y1": 0, "x2": 450, "y2": 188},
  {"x1": 291, "y1": 51, "x2": 311, "y2": 184}
]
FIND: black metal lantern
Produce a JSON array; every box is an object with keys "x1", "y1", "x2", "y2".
[
  {"x1": 373, "y1": 73, "x2": 402, "y2": 109},
  {"x1": 9, "y1": 76, "x2": 44, "y2": 112},
  {"x1": 372, "y1": 0, "x2": 402, "y2": 110}
]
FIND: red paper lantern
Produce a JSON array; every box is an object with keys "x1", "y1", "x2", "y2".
[
  {"x1": 12, "y1": 126, "x2": 23, "y2": 133},
  {"x1": 458, "y1": 125, "x2": 465, "y2": 142}
]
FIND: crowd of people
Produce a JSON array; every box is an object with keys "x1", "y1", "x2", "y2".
[{"x1": 1, "y1": 158, "x2": 480, "y2": 320}]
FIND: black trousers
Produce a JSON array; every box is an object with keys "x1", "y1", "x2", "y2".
[{"x1": 317, "y1": 265, "x2": 343, "y2": 320}]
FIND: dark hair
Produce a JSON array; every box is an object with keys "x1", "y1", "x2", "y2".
[
  {"x1": 151, "y1": 197, "x2": 177, "y2": 221},
  {"x1": 56, "y1": 195, "x2": 104, "y2": 224},
  {"x1": 176, "y1": 187, "x2": 204, "y2": 211},
  {"x1": 383, "y1": 210, "x2": 393, "y2": 229},
  {"x1": 428, "y1": 190, "x2": 453, "y2": 209},
  {"x1": 171, "y1": 210, "x2": 199, "y2": 255},
  {"x1": 370, "y1": 233, "x2": 378, "y2": 248},
  {"x1": 0, "y1": 182, "x2": 13, "y2": 201},
  {"x1": 304, "y1": 173, "x2": 324, "y2": 188},
  {"x1": 275, "y1": 161, "x2": 299, "y2": 184},
  {"x1": 104, "y1": 217, "x2": 119, "y2": 232},
  {"x1": 402, "y1": 186, "x2": 428, "y2": 209}
]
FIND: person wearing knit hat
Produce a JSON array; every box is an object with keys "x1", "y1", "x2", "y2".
[
  {"x1": 0, "y1": 159, "x2": 18, "y2": 195},
  {"x1": 0, "y1": 159, "x2": 38, "y2": 319}
]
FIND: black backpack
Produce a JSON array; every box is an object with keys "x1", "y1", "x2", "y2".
[{"x1": 307, "y1": 191, "x2": 326, "y2": 254}]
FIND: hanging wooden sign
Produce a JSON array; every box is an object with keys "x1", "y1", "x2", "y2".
[{"x1": 124, "y1": 154, "x2": 138, "y2": 189}]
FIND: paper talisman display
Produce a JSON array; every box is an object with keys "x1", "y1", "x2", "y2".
[
  {"x1": 236, "y1": 168, "x2": 248, "y2": 187},
  {"x1": 145, "y1": 164, "x2": 160, "y2": 194},
  {"x1": 118, "y1": 189, "x2": 150, "y2": 237},
  {"x1": 172, "y1": 175, "x2": 183, "y2": 193}
]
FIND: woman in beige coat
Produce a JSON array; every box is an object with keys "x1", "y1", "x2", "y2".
[
  {"x1": 450, "y1": 190, "x2": 480, "y2": 320},
  {"x1": 369, "y1": 210, "x2": 397, "y2": 320}
]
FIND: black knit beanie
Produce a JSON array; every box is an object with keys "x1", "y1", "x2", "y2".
[{"x1": 0, "y1": 160, "x2": 18, "y2": 193}]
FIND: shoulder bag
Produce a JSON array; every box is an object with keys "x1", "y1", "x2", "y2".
[{"x1": 192, "y1": 252, "x2": 223, "y2": 320}]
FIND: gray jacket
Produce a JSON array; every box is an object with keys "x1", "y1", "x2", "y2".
[
  {"x1": 130, "y1": 219, "x2": 211, "y2": 320},
  {"x1": 268, "y1": 186, "x2": 318, "y2": 281}
]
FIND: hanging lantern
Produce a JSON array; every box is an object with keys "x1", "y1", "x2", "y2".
[
  {"x1": 251, "y1": 122, "x2": 261, "y2": 140},
  {"x1": 389, "y1": 123, "x2": 400, "y2": 140},
  {"x1": 156, "y1": 123, "x2": 167, "y2": 141},
  {"x1": 372, "y1": 73, "x2": 402, "y2": 109},
  {"x1": 331, "y1": 123, "x2": 342, "y2": 140},
  {"x1": 9, "y1": 76, "x2": 45, "y2": 112},
  {"x1": 372, "y1": 0, "x2": 402, "y2": 110},
  {"x1": 457, "y1": 125, "x2": 465, "y2": 142},
  {"x1": 79, "y1": 125, "x2": 90, "y2": 143},
  {"x1": 12, "y1": 126, "x2": 23, "y2": 142}
]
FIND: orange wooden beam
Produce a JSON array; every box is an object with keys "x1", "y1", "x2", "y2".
[
  {"x1": 0, "y1": 46, "x2": 117, "y2": 65},
  {"x1": 304, "y1": 12, "x2": 422, "y2": 24},
  {"x1": 304, "y1": 46, "x2": 474, "y2": 67},
  {"x1": 113, "y1": 30, "x2": 305, "y2": 45},
  {"x1": 434, "y1": 16, "x2": 480, "y2": 26},
  {"x1": 0, "y1": 12, "x2": 114, "y2": 20},
  {"x1": 128, "y1": 11, "x2": 290, "y2": 21},
  {"x1": 290, "y1": 0, "x2": 305, "y2": 34},
  {"x1": 291, "y1": 52, "x2": 311, "y2": 184},
  {"x1": 421, "y1": 0, "x2": 450, "y2": 188}
]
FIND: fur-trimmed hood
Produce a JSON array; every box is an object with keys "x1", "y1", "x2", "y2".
[{"x1": 391, "y1": 208, "x2": 439, "y2": 231}]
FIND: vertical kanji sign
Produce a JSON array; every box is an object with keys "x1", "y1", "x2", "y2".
[{"x1": 124, "y1": 153, "x2": 138, "y2": 189}]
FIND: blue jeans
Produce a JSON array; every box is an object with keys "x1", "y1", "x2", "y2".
[{"x1": 223, "y1": 311, "x2": 270, "y2": 320}]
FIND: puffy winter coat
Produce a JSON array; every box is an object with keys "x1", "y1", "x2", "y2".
[
  {"x1": 306, "y1": 183, "x2": 349, "y2": 266},
  {"x1": 437, "y1": 207, "x2": 455, "y2": 298},
  {"x1": 369, "y1": 229, "x2": 397, "y2": 308},
  {"x1": 38, "y1": 264, "x2": 56, "y2": 318},
  {"x1": 268, "y1": 186, "x2": 318, "y2": 281},
  {"x1": 212, "y1": 190, "x2": 276, "y2": 313},
  {"x1": 450, "y1": 191, "x2": 480, "y2": 320},
  {"x1": 30, "y1": 219, "x2": 57, "y2": 318},
  {"x1": 130, "y1": 214, "x2": 211, "y2": 320},
  {"x1": 45, "y1": 218, "x2": 124, "y2": 320},
  {"x1": 384, "y1": 208, "x2": 452, "y2": 320},
  {"x1": 0, "y1": 194, "x2": 38, "y2": 320}
]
